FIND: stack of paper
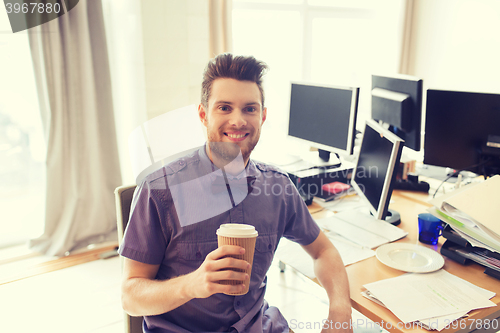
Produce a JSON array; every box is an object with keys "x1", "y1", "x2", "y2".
[
  {"x1": 428, "y1": 175, "x2": 500, "y2": 253},
  {"x1": 362, "y1": 270, "x2": 496, "y2": 331}
]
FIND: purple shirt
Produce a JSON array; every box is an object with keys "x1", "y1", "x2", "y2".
[{"x1": 119, "y1": 146, "x2": 320, "y2": 333}]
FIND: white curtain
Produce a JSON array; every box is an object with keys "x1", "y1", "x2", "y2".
[
  {"x1": 398, "y1": 0, "x2": 416, "y2": 75},
  {"x1": 28, "y1": 0, "x2": 122, "y2": 256},
  {"x1": 209, "y1": 0, "x2": 233, "y2": 57}
]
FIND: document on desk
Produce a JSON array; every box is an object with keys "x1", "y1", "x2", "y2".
[
  {"x1": 363, "y1": 270, "x2": 496, "y2": 325},
  {"x1": 361, "y1": 290, "x2": 469, "y2": 331},
  {"x1": 275, "y1": 236, "x2": 375, "y2": 279}
]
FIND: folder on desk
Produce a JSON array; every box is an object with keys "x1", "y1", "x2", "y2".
[
  {"x1": 440, "y1": 225, "x2": 500, "y2": 280},
  {"x1": 428, "y1": 175, "x2": 500, "y2": 253},
  {"x1": 442, "y1": 175, "x2": 500, "y2": 234},
  {"x1": 429, "y1": 176, "x2": 500, "y2": 280}
]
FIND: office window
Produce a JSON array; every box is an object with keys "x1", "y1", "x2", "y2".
[
  {"x1": 0, "y1": 11, "x2": 46, "y2": 248},
  {"x1": 232, "y1": 7, "x2": 303, "y2": 136},
  {"x1": 232, "y1": 0, "x2": 405, "y2": 135},
  {"x1": 307, "y1": 0, "x2": 375, "y2": 8}
]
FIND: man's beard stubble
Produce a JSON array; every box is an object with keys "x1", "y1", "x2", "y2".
[{"x1": 207, "y1": 129, "x2": 260, "y2": 165}]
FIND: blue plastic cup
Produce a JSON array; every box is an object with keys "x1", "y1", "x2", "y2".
[{"x1": 418, "y1": 213, "x2": 444, "y2": 245}]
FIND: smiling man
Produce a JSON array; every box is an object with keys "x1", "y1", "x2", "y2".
[
  {"x1": 118, "y1": 54, "x2": 353, "y2": 333},
  {"x1": 202, "y1": 78, "x2": 264, "y2": 165},
  {"x1": 199, "y1": 56, "x2": 267, "y2": 170}
]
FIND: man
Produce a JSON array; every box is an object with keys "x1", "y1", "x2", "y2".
[{"x1": 119, "y1": 53, "x2": 352, "y2": 333}]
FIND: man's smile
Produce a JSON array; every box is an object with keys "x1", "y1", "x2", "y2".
[{"x1": 224, "y1": 131, "x2": 250, "y2": 142}]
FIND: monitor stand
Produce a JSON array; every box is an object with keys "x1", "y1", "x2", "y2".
[
  {"x1": 380, "y1": 209, "x2": 401, "y2": 226},
  {"x1": 318, "y1": 149, "x2": 333, "y2": 161},
  {"x1": 300, "y1": 150, "x2": 341, "y2": 169},
  {"x1": 359, "y1": 206, "x2": 401, "y2": 226},
  {"x1": 367, "y1": 208, "x2": 401, "y2": 226}
]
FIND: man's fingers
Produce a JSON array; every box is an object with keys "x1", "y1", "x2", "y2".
[
  {"x1": 192, "y1": 245, "x2": 252, "y2": 298},
  {"x1": 207, "y1": 245, "x2": 245, "y2": 260},
  {"x1": 209, "y1": 270, "x2": 249, "y2": 282},
  {"x1": 208, "y1": 281, "x2": 248, "y2": 296},
  {"x1": 205, "y1": 256, "x2": 250, "y2": 273}
]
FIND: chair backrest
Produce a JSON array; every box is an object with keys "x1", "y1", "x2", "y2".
[{"x1": 114, "y1": 184, "x2": 143, "y2": 333}]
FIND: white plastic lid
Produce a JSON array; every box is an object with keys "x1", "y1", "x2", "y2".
[{"x1": 216, "y1": 223, "x2": 258, "y2": 238}]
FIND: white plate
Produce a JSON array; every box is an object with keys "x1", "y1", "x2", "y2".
[{"x1": 376, "y1": 243, "x2": 445, "y2": 273}]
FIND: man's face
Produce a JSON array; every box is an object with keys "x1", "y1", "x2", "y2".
[{"x1": 199, "y1": 78, "x2": 267, "y2": 166}]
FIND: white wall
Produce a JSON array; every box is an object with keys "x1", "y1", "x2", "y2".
[{"x1": 409, "y1": 0, "x2": 500, "y2": 93}]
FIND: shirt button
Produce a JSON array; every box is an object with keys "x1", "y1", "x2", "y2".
[
  {"x1": 196, "y1": 251, "x2": 201, "y2": 259},
  {"x1": 236, "y1": 301, "x2": 241, "y2": 306},
  {"x1": 179, "y1": 161, "x2": 184, "y2": 166},
  {"x1": 268, "y1": 244, "x2": 272, "y2": 250}
]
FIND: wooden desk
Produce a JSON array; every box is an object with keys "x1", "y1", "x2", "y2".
[{"x1": 312, "y1": 190, "x2": 500, "y2": 333}]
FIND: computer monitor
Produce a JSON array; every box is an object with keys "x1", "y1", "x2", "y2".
[
  {"x1": 288, "y1": 82, "x2": 359, "y2": 162},
  {"x1": 424, "y1": 89, "x2": 500, "y2": 177},
  {"x1": 371, "y1": 74, "x2": 423, "y2": 152},
  {"x1": 350, "y1": 120, "x2": 404, "y2": 225}
]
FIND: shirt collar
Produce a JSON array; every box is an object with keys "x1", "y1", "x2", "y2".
[{"x1": 199, "y1": 143, "x2": 261, "y2": 180}]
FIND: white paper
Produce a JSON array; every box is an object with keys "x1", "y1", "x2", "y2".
[
  {"x1": 316, "y1": 216, "x2": 388, "y2": 249},
  {"x1": 275, "y1": 239, "x2": 316, "y2": 278},
  {"x1": 275, "y1": 235, "x2": 375, "y2": 279},
  {"x1": 326, "y1": 233, "x2": 375, "y2": 266},
  {"x1": 363, "y1": 270, "x2": 496, "y2": 324},
  {"x1": 335, "y1": 210, "x2": 408, "y2": 242},
  {"x1": 361, "y1": 290, "x2": 468, "y2": 331}
]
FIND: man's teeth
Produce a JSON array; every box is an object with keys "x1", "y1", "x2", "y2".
[{"x1": 227, "y1": 133, "x2": 246, "y2": 138}]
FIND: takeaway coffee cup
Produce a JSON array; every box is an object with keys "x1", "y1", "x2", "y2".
[
  {"x1": 418, "y1": 213, "x2": 444, "y2": 245},
  {"x1": 216, "y1": 223, "x2": 258, "y2": 295}
]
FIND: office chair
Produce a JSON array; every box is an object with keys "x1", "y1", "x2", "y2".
[{"x1": 114, "y1": 184, "x2": 143, "y2": 333}]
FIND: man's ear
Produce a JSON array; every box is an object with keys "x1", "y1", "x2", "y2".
[
  {"x1": 261, "y1": 107, "x2": 267, "y2": 124},
  {"x1": 198, "y1": 104, "x2": 208, "y2": 127}
]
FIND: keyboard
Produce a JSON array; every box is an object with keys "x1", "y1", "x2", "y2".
[{"x1": 316, "y1": 209, "x2": 408, "y2": 249}]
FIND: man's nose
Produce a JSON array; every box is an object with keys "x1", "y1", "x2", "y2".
[{"x1": 228, "y1": 109, "x2": 247, "y2": 127}]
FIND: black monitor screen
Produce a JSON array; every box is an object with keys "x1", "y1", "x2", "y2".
[
  {"x1": 288, "y1": 83, "x2": 358, "y2": 155},
  {"x1": 424, "y1": 89, "x2": 500, "y2": 175},
  {"x1": 351, "y1": 120, "x2": 403, "y2": 220},
  {"x1": 371, "y1": 74, "x2": 423, "y2": 151}
]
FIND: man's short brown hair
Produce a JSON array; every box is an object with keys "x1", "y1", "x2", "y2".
[{"x1": 201, "y1": 53, "x2": 268, "y2": 108}]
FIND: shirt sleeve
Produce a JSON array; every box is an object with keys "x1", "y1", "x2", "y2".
[
  {"x1": 118, "y1": 179, "x2": 167, "y2": 265},
  {"x1": 282, "y1": 177, "x2": 321, "y2": 246}
]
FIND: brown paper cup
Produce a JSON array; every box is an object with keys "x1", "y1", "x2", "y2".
[{"x1": 216, "y1": 224, "x2": 257, "y2": 295}]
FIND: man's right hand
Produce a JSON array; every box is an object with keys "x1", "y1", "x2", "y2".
[
  {"x1": 121, "y1": 245, "x2": 250, "y2": 316},
  {"x1": 185, "y1": 245, "x2": 251, "y2": 299}
]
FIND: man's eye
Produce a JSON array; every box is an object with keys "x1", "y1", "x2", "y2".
[
  {"x1": 220, "y1": 106, "x2": 230, "y2": 111},
  {"x1": 245, "y1": 107, "x2": 256, "y2": 112}
]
